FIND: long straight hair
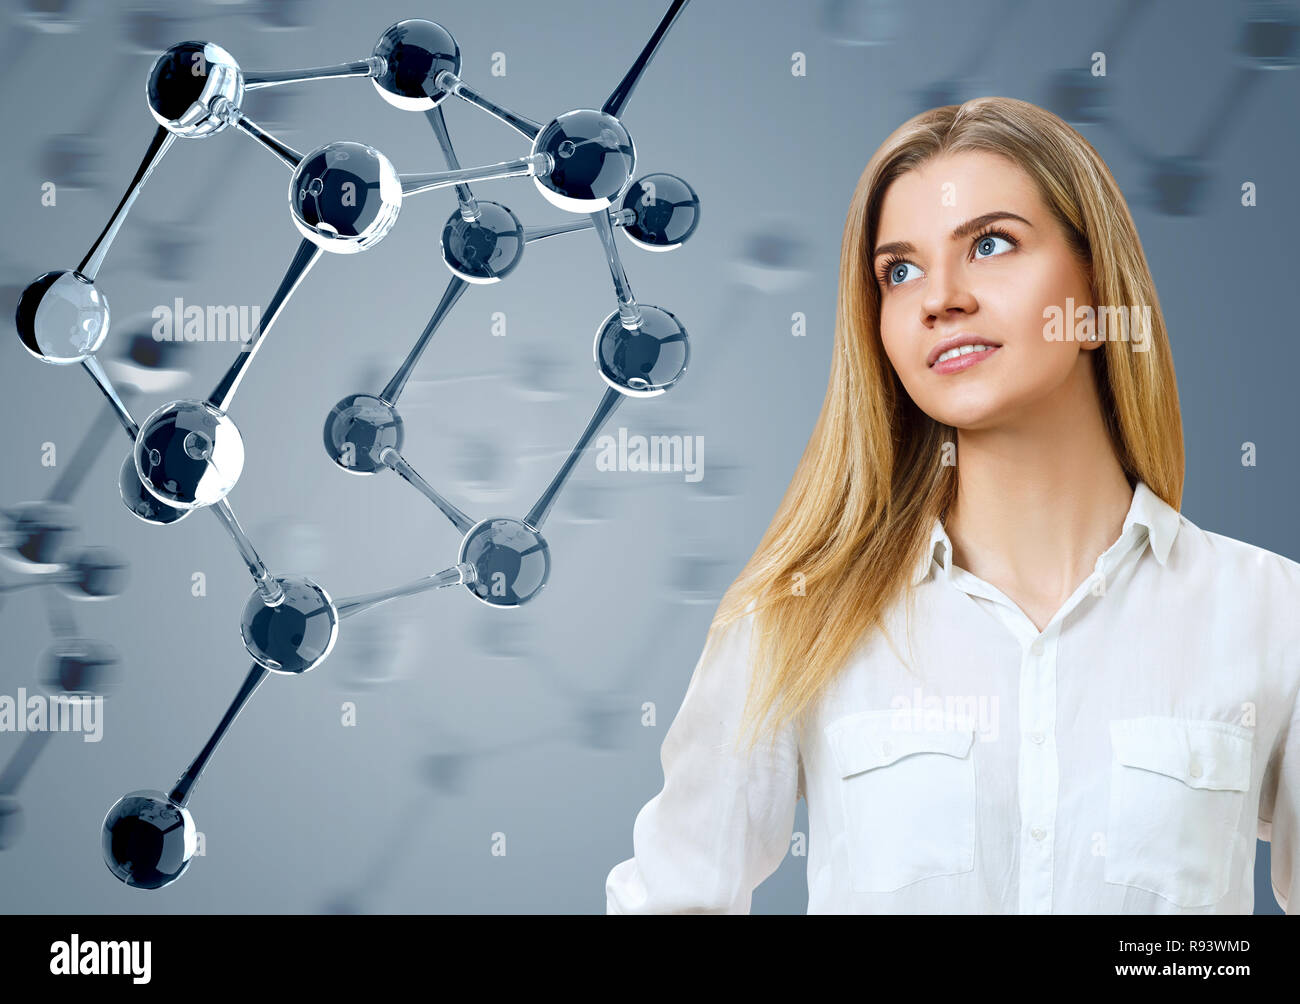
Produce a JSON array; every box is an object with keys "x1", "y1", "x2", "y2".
[{"x1": 707, "y1": 97, "x2": 1184, "y2": 758}]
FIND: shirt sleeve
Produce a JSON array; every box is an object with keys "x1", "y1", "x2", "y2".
[
  {"x1": 1259, "y1": 684, "x2": 1299, "y2": 914},
  {"x1": 605, "y1": 609, "x2": 801, "y2": 914}
]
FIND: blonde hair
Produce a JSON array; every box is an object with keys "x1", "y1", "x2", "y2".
[{"x1": 706, "y1": 96, "x2": 1184, "y2": 758}]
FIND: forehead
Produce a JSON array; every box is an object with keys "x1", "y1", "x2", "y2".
[{"x1": 876, "y1": 150, "x2": 1041, "y2": 237}]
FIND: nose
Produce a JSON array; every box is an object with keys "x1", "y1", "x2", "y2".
[{"x1": 921, "y1": 256, "x2": 977, "y2": 323}]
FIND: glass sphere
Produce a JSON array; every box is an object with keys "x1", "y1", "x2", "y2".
[
  {"x1": 621, "y1": 173, "x2": 701, "y2": 251},
  {"x1": 322, "y1": 393, "x2": 403, "y2": 474},
  {"x1": 61, "y1": 546, "x2": 129, "y2": 599},
  {"x1": 0, "y1": 797, "x2": 21, "y2": 852},
  {"x1": 101, "y1": 790, "x2": 196, "y2": 889},
  {"x1": 593, "y1": 305, "x2": 689, "y2": 396},
  {"x1": 119, "y1": 452, "x2": 191, "y2": 525},
  {"x1": 15, "y1": 270, "x2": 109, "y2": 364},
  {"x1": 135, "y1": 400, "x2": 244, "y2": 510},
  {"x1": 241, "y1": 574, "x2": 339, "y2": 674},
  {"x1": 289, "y1": 141, "x2": 402, "y2": 253},
  {"x1": 440, "y1": 201, "x2": 525, "y2": 283},
  {"x1": 42, "y1": 637, "x2": 119, "y2": 695},
  {"x1": 147, "y1": 41, "x2": 243, "y2": 138},
  {"x1": 371, "y1": 19, "x2": 460, "y2": 110},
  {"x1": 2, "y1": 500, "x2": 77, "y2": 570},
  {"x1": 531, "y1": 109, "x2": 636, "y2": 213},
  {"x1": 458, "y1": 517, "x2": 550, "y2": 607}
]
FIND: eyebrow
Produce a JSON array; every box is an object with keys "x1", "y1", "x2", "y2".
[{"x1": 872, "y1": 211, "x2": 1033, "y2": 264}]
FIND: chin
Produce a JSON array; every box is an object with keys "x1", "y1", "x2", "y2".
[{"x1": 912, "y1": 392, "x2": 1009, "y2": 431}]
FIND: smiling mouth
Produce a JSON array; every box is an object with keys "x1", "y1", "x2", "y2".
[
  {"x1": 933, "y1": 344, "x2": 995, "y2": 365},
  {"x1": 930, "y1": 344, "x2": 1000, "y2": 373}
]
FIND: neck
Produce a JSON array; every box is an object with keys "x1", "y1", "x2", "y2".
[{"x1": 944, "y1": 355, "x2": 1135, "y2": 606}]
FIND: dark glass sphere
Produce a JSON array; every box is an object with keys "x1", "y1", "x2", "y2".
[
  {"x1": 322, "y1": 393, "x2": 403, "y2": 474},
  {"x1": 62, "y1": 546, "x2": 129, "y2": 599},
  {"x1": 241, "y1": 574, "x2": 339, "y2": 674},
  {"x1": 135, "y1": 399, "x2": 244, "y2": 510},
  {"x1": 42, "y1": 637, "x2": 120, "y2": 695},
  {"x1": 147, "y1": 41, "x2": 244, "y2": 138},
  {"x1": 15, "y1": 269, "x2": 109, "y2": 364},
  {"x1": 621, "y1": 173, "x2": 701, "y2": 250},
  {"x1": 289, "y1": 141, "x2": 402, "y2": 253},
  {"x1": 440, "y1": 201, "x2": 525, "y2": 283},
  {"x1": 2, "y1": 500, "x2": 78, "y2": 569},
  {"x1": 594, "y1": 305, "x2": 689, "y2": 396},
  {"x1": 458, "y1": 517, "x2": 550, "y2": 607},
  {"x1": 101, "y1": 790, "x2": 196, "y2": 889},
  {"x1": 371, "y1": 19, "x2": 460, "y2": 109},
  {"x1": 532, "y1": 109, "x2": 636, "y2": 212},
  {"x1": 119, "y1": 453, "x2": 192, "y2": 525}
]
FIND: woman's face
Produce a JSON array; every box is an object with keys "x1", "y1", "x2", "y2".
[{"x1": 873, "y1": 150, "x2": 1099, "y2": 430}]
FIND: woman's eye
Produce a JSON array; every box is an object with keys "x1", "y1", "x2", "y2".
[
  {"x1": 974, "y1": 234, "x2": 1013, "y2": 259},
  {"x1": 888, "y1": 261, "x2": 920, "y2": 286}
]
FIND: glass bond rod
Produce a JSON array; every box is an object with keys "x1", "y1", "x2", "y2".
[
  {"x1": 245, "y1": 56, "x2": 382, "y2": 89},
  {"x1": 211, "y1": 498, "x2": 284, "y2": 606},
  {"x1": 425, "y1": 104, "x2": 480, "y2": 221},
  {"x1": 335, "y1": 562, "x2": 476, "y2": 619},
  {"x1": 434, "y1": 69, "x2": 542, "y2": 141},
  {"x1": 78, "y1": 125, "x2": 176, "y2": 280},
  {"x1": 524, "y1": 385, "x2": 624, "y2": 531},
  {"x1": 602, "y1": 0, "x2": 691, "y2": 119},
  {"x1": 379, "y1": 275, "x2": 469, "y2": 406},
  {"x1": 215, "y1": 98, "x2": 303, "y2": 170},
  {"x1": 81, "y1": 356, "x2": 140, "y2": 440},
  {"x1": 524, "y1": 210, "x2": 633, "y2": 245},
  {"x1": 168, "y1": 663, "x2": 270, "y2": 807},
  {"x1": 379, "y1": 447, "x2": 477, "y2": 536},
  {"x1": 590, "y1": 208, "x2": 642, "y2": 329},
  {"x1": 399, "y1": 152, "x2": 552, "y2": 197},
  {"x1": 208, "y1": 238, "x2": 322, "y2": 413}
]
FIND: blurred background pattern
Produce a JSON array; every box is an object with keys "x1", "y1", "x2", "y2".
[{"x1": 0, "y1": 0, "x2": 1296, "y2": 913}]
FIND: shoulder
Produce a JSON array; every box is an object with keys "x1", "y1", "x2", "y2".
[{"x1": 1171, "y1": 512, "x2": 1300, "y2": 587}]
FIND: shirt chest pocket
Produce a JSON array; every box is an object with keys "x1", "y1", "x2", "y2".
[
  {"x1": 1105, "y1": 716, "x2": 1254, "y2": 908},
  {"x1": 826, "y1": 711, "x2": 977, "y2": 893}
]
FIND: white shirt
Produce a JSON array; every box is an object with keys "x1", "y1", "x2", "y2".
[{"x1": 605, "y1": 481, "x2": 1300, "y2": 913}]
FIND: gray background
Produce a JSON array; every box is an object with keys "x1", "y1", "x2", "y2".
[{"x1": 0, "y1": 0, "x2": 1295, "y2": 913}]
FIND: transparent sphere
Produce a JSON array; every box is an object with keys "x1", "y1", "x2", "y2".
[
  {"x1": 458, "y1": 517, "x2": 550, "y2": 607},
  {"x1": 440, "y1": 201, "x2": 525, "y2": 283},
  {"x1": 593, "y1": 305, "x2": 689, "y2": 397},
  {"x1": 289, "y1": 141, "x2": 403, "y2": 253},
  {"x1": 42, "y1": 637, "x2": 119, "y2": 696},
  {"x1": 118, "y1": 452, "x2": 191, "y2": 525},
  {"x1": 2, "y1": 500, "x2": 77, "y2": 570},
  {"x1": 147, "y1": 41, "x2": 244, "y2": 138},
  {"x1": 60, "y1": 546, "x2": 129, "y2": 599},
  {"x1": 322, "y1": 393, "x2": 403, "y2": 475},
  {"x1": 0, "y1": 797, "x2": 21, "y2": 852},
  {"x1": 15, "y1": 270, "x2": 109, "y2": 364},
  {"x1": 531, "y1": 109, "x2": 636, "y2": 213},
  {"x1": 135, "y1": 400, "x2": 245, "y2": 510},
  {"x1": 371, "y1": 19, "x2": 460, "y2": 110},
  {"x1": 101, "y1": 790, "x2": 196, "y2": 889},
  {"x1": 621, "y1": 173, "x2": 701, "y2": 251},
  {"x1": 241, "y1": 574, "x2": 339, "y2": 674}
]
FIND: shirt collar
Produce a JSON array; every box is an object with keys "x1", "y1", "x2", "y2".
[{"x1": 909, "y1": 480, "x2": 1180, "y2": 587}]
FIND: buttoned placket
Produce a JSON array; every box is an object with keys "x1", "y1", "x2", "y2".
[{"x1": 928, "y1": 523, "x2": 1151, "y2": 914}]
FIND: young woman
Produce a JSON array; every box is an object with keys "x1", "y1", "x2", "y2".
[{"x1": 605, "y1": 97, "x2": 1299, "y2": 915}]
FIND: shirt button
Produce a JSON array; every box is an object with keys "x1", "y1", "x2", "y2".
[
  {"x1": 1029, "y1": 731, "x2": 1044, "y2": 744},
  {"x1": 1031, "y1": 826, "x2": 1045, "y2": 841},
  {"x1": 1189, "y1": 763, "x2": 1202, "y2": 778},
  {"x1": 880, "y1": 741, "x2": 892, "y2": 756},
  {"x1": 1030, "y1": 639, "x2": 1044, "y2": 656}
]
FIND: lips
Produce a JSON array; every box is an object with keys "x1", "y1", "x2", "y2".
[{"x1": 926, "y1": 332, "x2": 1003, "y2": 368}]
